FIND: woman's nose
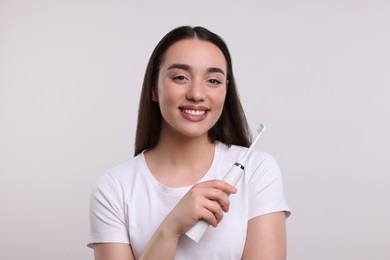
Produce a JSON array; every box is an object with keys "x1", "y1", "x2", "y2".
[{"x1": 186, "y1": 80, "x2": 206, "y2": 101}]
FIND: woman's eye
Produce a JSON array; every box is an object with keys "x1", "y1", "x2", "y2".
[
  {"x1": 208, "y1": 79, "x2": 222, "y2": 85},
  {"x1": 173, "y1": 75, "x2": 186, "y2": 81}
]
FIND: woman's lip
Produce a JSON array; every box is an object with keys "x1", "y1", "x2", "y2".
[
  {"x1": 180, "y1": 109, "x2": 208, "y2": 122},
  {"x1": 179, "y1": 105, "x2": 209, "y2": 111},
  {"x1": 178, "y1": 105, "x2": 210, "y2": 122}
]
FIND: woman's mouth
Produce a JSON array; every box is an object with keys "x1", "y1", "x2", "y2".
[
  {"x1": 181, "y1": 109, "x2": 206, "y2": 116},
  {"x1": 179, "y1": 106, "x2": 209, "y2": 121}
]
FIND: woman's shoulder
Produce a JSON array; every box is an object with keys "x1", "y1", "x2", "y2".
[{"x1": 95, "y1": 154, "x2": 145, "y2": 189}]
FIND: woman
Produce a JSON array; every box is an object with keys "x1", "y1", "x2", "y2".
[{"x1": 88, "y1": 26, "x2": 290, "y2": 259}]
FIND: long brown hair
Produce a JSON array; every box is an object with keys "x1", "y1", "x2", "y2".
[{"x1": 134, "y1": 26, "x2": 251, "y2": 156}]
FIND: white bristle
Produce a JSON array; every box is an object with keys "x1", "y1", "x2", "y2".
[{"x1": 257, "y1": 123, "x2": 266, "y2": 133}]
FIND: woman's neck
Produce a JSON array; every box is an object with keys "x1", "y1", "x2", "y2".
[
  {"x1": 153, "y1": 133, "x2": 214, "y2": 166},
  {"x1": 144, "y1": 128, "x2": 216, "y2": 187}
]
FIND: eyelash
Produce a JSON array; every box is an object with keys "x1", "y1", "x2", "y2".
[
  {"x1": 171, "y1": 75, "x2": 223, "y2": 86},
  {"x1": 208, "y1": 79, "x2": 222, "y2": 85},
  {"x1": 173, "y1": 75, "x2": 187, "y2": 81}
]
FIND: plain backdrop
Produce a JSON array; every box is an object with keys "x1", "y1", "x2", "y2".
[{"x1": 1, "y1": 0, "x2": 389, "y2": 259}]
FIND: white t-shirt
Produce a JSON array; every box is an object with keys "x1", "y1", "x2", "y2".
[{"x1": 88, "y1": 142, "x2": 290, "y2": 259}]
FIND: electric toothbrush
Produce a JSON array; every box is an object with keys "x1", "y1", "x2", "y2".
[{"x1": 185, "y1": 123, "x2": 266, "y2": 242}]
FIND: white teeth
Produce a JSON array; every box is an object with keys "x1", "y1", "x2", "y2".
[{"x1": 183, "y1": 109, "x2": 206, "y2": 116}]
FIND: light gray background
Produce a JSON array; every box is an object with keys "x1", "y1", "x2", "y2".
[{"x1": 1, "y1": 0, "x2": 389, "y2": 259}]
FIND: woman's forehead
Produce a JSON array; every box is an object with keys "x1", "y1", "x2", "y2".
[{"x1": 161, "y1": 39, "x2": 227, "y2": 71}]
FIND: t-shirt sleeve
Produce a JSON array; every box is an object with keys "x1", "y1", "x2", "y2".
[
  {"x1": 88, "y1": 172, "x2": 130, "y2": 248},
  {"x1": 247, "y1": 153, "x2": 290, "y2": 220}
]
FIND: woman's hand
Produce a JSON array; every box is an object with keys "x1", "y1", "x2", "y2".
[
  {"x1": 161, "y1": 179, "x2": 237, "y2": 236},
  {"x1": 137, "y1": 180, "x2": 237, "y2": 260}
]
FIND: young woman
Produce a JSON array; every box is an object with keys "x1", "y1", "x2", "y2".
[{"x1": 88, "y1": 26, "x2": 290, "y2": 260}]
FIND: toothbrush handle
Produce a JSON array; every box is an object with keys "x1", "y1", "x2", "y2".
[
  {"x1": 222, "y1": 163, "x2": 245, "y2": 187},
  {"x1": 184, "y1": 219, "x2": 209, "y2": 242},
  {"x1": 185, "y1": 164, "x2": 245, "y2": 242}
]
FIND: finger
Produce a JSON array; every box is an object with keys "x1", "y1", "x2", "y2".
[
  {"x1": 203, "y1": 188, "x2": 231, "y2": 212},
  {"x1": 203, "y1": 199, "x2": 224, "y2": 224},
  {"x1": 203, "y1": 180, "x2": 237, "y2": 194},
  {"x1": 201, "y1": 200, "x2": 223, "y2": 227},
  {"x1": 191, "y1": 181, "x2": 234, "y2": 212},
  {"x1": 188, "y1": 192, "x2": 225, "y2": 222}
]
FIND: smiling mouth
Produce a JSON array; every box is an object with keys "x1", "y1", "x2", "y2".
[{"x1": 181, "y1": 109, "x2": 207, "y2": 116}]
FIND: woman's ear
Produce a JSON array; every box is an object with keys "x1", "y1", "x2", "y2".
[{"x1": 152, "y1": 87, "x2": 158, "y2": 102}]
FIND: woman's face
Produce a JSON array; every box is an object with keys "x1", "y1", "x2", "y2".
[{"x1": 154, "y1": 39, "x2": 227, "y2": 139}]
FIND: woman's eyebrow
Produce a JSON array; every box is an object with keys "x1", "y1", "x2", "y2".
[
  {"x1": 167, "y1": 64, "x2": 191, "y2": 71},
  {"x1": 207, "y1": 67, "x2": 225, "y2": 76},
  {"x1": 167, "y1": 64, "x2": 225, "y2": 76}
]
